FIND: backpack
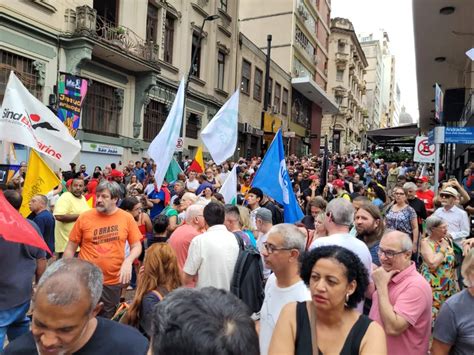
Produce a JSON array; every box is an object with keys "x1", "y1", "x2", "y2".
[{"x1": 230, "y1": 233, "x2": 265, "y2": 314}]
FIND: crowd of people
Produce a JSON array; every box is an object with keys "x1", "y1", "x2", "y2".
[{"x1": 1, "y1": 152, "x2": 474, "y2": 355}]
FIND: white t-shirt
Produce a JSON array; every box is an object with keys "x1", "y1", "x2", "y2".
[
  {"x1": 256, "y1": 232, "x2": 272, "y2": 280},
  {"x1": 183, "y1": 225, "x2": 239, "y2": 290},
  {"x1": 259, "y1": 273, "x2": 311, "y2": 355},
  {"x1": 309, "y1": 233, "x2": 373, "y2": 313},
  {"x1": 186, "y1": 179, "x2": 200, "y2": 191}
]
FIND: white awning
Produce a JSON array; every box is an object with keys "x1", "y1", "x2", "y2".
[{"x1": 291, "y1": 76, "x2": 339, "y2": 114}]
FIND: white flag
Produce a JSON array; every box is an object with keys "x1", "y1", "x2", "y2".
[
  {"x1": 0, "y1": 71, "x2": 81, "y2": 169},
  {"x1": 219, "y1": 164, "x2": 238, "y2": 204},
  {"x1": 147, "y1": 77, "x2": 185, "y2": 188},
  {"x1": 201, "y1": 90, "x2": 239, "y2": 165}
]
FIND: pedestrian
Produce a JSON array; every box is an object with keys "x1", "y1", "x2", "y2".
[
  {"x1": 431, "y1": 248, "x2": 474, "y2": 354},
  {"x1": 258, "y1": 224, "x2": 310, "y2": 355},
  {"x1": 149, "y1": 287, "x2": 259, "y2": 355},
  {"x1": 269, "y1": 245, "x2": 386, "y2": 354},
  {"x1": 53, "y1": 178, "x2": 90, "y2": 258},
  {"x1": 4, "y1": 258, "x2": 148, "y2": 354},
  {"x1": 64, "y1": 181, "x2": 143, "y2": 318},
  {"x1": 1, "y1": 190, "x2": 47, "y2": 351},
  {"x1": 183, "y1": 202, "x2": 239, "y2": 290},
  {"x1": 370, "y1": 231, "x2": 432, "y2": 355}
]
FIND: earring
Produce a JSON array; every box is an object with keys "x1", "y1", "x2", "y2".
[{"x1": 344, "y1": 293, "x2": 349, "y2": 306}]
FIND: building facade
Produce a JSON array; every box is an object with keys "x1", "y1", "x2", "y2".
[
  {"x1": 239, "y1": 0, "x2": 338, "y2": 156},
  {"x1": 0, "y1": 0, "x2": 240, "y2": 169},
  {"x1": 322, "y1": 18, "x2": 368, "y2": 154}
]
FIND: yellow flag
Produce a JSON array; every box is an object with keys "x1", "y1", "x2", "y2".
[{"x1": 20, "y1": 150, "x2": 61, "y2": 217}]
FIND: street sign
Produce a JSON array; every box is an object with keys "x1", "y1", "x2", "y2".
[
  {"x1": 445, "y1": 127, "x2": 474, "y2": 144},
  {"x1": 175, "y1": 137, "x2": 184, "y2": 152},
  {"x1": 413, "y1": 136, "x2": 435, "y2": 163}
]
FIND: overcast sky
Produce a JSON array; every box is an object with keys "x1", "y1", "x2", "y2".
[{"x1": 331, "y1": 0, "x2": 419, "y2": 122}]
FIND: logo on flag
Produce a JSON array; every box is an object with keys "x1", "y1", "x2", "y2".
[{"x1": 0, "y1": 72, "x2": 81, "y2": 169}]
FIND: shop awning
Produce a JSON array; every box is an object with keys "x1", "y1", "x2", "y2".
[
  {"x1": 366, "y1": 123, "x2": 419, "y2": 145},
  {"x1": 291, "y1": 76, "x2": 339, "y2": 114}
]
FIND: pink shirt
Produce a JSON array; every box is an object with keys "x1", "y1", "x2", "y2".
[
  {"x1": 168, "y1": 224, "x2": 200, "y2": 271},
  {"x1": 369, "y1": 263, "x2": 432, "y2": 355}
]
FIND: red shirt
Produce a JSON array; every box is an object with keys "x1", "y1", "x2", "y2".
[{"x1": 416, "y1": 189, "x2": 434, "y2": 211}]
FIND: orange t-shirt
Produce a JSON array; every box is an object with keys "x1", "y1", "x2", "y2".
[{"x1": 69, "y1": 208, "x2": 142, "y2": 285}]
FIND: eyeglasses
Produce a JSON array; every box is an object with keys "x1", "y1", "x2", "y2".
[
  {"x1": 377, "y1": 247, "x2": 407, "y2": 259},
  {"x1": 393, "y1": 192, "x2": 405, "y2": 196},
  {"x1": 262, "y1": 242, "x2": 292, "y2": 254},
  {"x1": 440, "y1": 194, "x2": 452, "y2": 198}
]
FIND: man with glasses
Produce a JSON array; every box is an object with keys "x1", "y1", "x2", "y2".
[
  {"x1": 309, "y1": 198, "x2": 373, "y2": 313},
  {"x1": 258, "y1": 224, "x2": 310, "y2": 355},
  {"x1": 434, "y1": 186, "x2": 470, "y2": 241},
  {"x1": 370, "y1": 230, "x2": 432, "y2": 355},
  {"x1": 254, "y1": 208, "x2": 274, "y2": 281}
]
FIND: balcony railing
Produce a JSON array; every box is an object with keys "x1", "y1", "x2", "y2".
[{"x1": 75, "y1": 6, "x2": 159, "y2": 64}]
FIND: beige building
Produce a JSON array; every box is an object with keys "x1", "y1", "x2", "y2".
[
  {"x1": 239, "y1": 0, "x2": 338, "y2": 156},
  {"x1": 236, "y1": 33, "x2": 292, "y2": 158},
  {"x1": 322, "y1": 18, "x2": 368, "y2": 154},
  {"x1": 0, "y1": 0, "x2": 240, "y2": 168}
]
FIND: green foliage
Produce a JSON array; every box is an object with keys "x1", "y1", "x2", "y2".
[{"x1": 373, "y1": 150, "x2": 412, "y2": 162}]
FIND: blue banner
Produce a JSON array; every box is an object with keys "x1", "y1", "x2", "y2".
[
  {"x1": 445, "y1": 127, "x2": 474, "y2": 144},
  {"x1": 252, "y1": 129, "x2": 304, "y2": 223}
]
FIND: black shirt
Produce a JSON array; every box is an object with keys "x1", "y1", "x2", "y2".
[
  {"x1": 5, "y1": 317, "x2": 149, "y2": 355},
  {"x1": 408, "y1": 197, "x2": 427, "y2": 231}
]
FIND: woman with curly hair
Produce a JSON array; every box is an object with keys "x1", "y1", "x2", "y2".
[
  {"x1": 269, "y1": 245, "x2": 386, "y2": 355},
  {"x1": 123, "y1": 243, "x2": 182, "y2": 337}
]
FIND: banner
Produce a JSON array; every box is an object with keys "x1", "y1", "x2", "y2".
[
  {"x1": 252, "y1": 129, "x2": 304, "y2": 223},
  {"x1": 57, "y1": 73, "x2": 88, "y2": 137},
  {"x1": 0, "y1": 71, "x2": 81, "y2": 170},
  {"x1": 19, "y1": 150, "x2": 61, "y2": 217},
  {"x1": 0, "y1": 190, "x2": 52, "y2": 255},
  {"x1": 413, "y1": 136, "x2": 435, "y2": 164},
  {"x1": 147, "y1": 77, "x2": 185, "y2": 188},
  {"x1": 201, "y1": 90, "x2": 239, "y2": 165},
  {"x1": 219, "y1": 164, "x2": 238, "y2": 204}
]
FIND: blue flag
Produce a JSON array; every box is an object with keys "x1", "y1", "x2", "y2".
[{"x1": 252, "y1": 129, "x2": 304, "y2": 223}]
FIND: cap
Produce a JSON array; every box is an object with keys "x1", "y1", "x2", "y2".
[
  {"x1": 417, "y1": 176, "x2": 429, "y2": 183},
  {"x1": 110, "y1": 169, "x2": 124, "y2": 178},
  {"x1": 332, "y1": 179, "x2": 345, "y2": 188},
  {"x1": 255, "y1": 208, "x2": 273, "y2": 223},
  {"x1": 441, "y1": 186, "x2": 459, "y2": 197}
]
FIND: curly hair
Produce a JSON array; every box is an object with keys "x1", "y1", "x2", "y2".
[{"x1": 300, "y1": 245, "x2": 369, "y2": 309}]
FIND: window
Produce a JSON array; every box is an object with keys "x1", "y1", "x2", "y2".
[
  {"x1": 274, "y1": 82, "x2": 281, "y2": 113},
  {"x1": 241, "y1": 59, "x2": 251, "y2": 95},
  {"x1": 217, "y1": 51, "x2": 225, "y2": 90},
  {"x1": 267, "y1": 77, "x2": 273, "y2": 106},
  {"x1": 338, "y1": 40, "x2": 346, "y2": 53},
  {"x1": 282, "y1": 88, "x2": 289, "y2": 116},
  {"x1": 82, "y1": 80, "x2": 122, "y2": 136},
  {"x1": 191, "y1": 32, "x2": 202, "y2": 77},
  {"x1": 186, "y1": 113, "x2": 200, "y2": 139},
  {"x1": 219, "y1": 0, "x2": 228, "y2": 12},
  {"x1": 336, "y1": 69, "x2": 344, "y2": 81},
  {"x1": 253, "y1": 67, "x2": 263, "y2": 101},
  {"x1": 0, "y1": 50, "x2": 42, "y2": 103},
  {"x1": 143, "y1": 100, "x2": 169, "y2": 141},
  {"x1": 146, "y1": 3, "x2": 159, "y2": 43},
  {"x1": 163, "y1": 15, "x2": 175, "y2": 64}
]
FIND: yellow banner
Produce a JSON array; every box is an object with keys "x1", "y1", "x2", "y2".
[{"x1": 20, "y1": 150, "x2": 61, "y2": 217}]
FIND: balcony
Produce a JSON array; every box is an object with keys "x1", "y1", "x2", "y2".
[
  {"x1": 74, "y1": 5, "x2": 159, "y2": 70},
  {"x1": 335, "y1": 53, "x2": 349, "y2": 68}
]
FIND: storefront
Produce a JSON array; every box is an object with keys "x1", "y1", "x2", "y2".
[{"x1": 79, "y1": 142, "x2": 124, "y2": 175}]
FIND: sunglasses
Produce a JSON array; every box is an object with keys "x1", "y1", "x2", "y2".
[{"x1": 440, "y1": 194, "x2": 453, "y2": 198}]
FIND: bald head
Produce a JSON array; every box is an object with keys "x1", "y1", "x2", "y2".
[
  {"x1": 185, "y1": 204, "x2": 204, "y2": 224},
  {"x1": 379, "y1": 230, "x2": 413, "y2": 272},
  {"x1": 382, "y1": 230, "x2": 413, "y2": 251},
  {"x1": 35, "y1": 259, "x2": 103, "y2": 313}
]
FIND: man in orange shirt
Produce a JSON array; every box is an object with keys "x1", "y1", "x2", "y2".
[{"x1": 64, "y1": 181, "x2": 142, "y2": 318}]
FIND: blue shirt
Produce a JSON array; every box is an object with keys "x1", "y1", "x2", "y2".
[
  {"x1": 134, "y1": 168, "x2": 146, "y2": 183},
  {"x1": 32, "y1": 210, "x2": 55, "y2": 256},
  {"x1": 148, "y1": 189, "x2": 165, "y2": 220},
  {"x1": 195, "y1": 181, "x2": 213, "y2": 195}
]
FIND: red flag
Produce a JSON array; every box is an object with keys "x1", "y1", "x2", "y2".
[{"x1": 0, "y1": 190, "x2": 52, "y2": 255}]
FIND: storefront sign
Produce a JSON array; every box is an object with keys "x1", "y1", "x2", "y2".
[{"x1": 82, "y1": 142, "x2": 123, "y2": 155}]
